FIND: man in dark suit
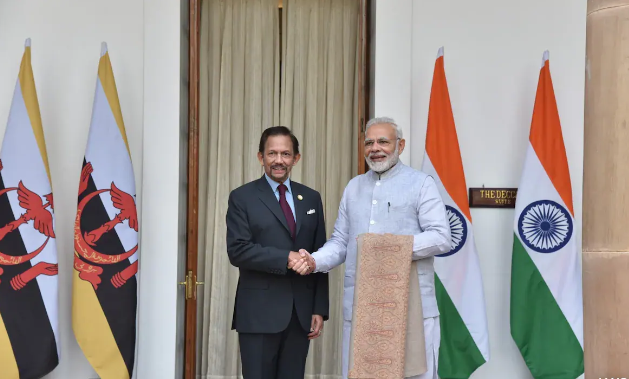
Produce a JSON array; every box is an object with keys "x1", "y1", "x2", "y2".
[{"x1": 226, "y1": 126, "x2": 329, "y2": 379}]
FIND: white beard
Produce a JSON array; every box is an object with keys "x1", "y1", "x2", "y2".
[{"x1": 366, "y1": 146, "x2": 400, "y2": 173}]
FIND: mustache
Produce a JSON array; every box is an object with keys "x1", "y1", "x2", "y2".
[
  {"x1": 368, "y1": 152, "x2": 388, "y2": 159},
  {"x1": 271, "y1": 164, "x2": 287, "y2": 169}
]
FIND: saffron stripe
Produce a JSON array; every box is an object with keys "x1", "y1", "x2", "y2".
[
  {"x1": 425, "y1": 54, "x2": 471, "y2": 221},
  {"x1": 528, "y1": 58, "x2": 574, "y2": 216}
]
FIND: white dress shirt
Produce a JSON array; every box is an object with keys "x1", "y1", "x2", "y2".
[
  {"x1": 264, "y1": 173, "x2": 295, "y2": 220},
  {"x1": 312, "y1": 162, "x2": 452, "y2": 320}
]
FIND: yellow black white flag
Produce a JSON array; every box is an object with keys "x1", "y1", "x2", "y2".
[
  {"x1": 72, "y1": 43, "x2": 138, "y2": 379},
  {"x1": 0, "y1": 39, "x2": 60, "y2": 379}
]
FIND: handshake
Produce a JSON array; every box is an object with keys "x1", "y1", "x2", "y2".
[{"x1": 287, "y1": 249, "x2": 316, "y2": 275}]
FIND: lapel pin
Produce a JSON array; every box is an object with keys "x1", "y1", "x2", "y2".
[{"x1": 297, "y1": 195, "x2": 303, "y2": 200}]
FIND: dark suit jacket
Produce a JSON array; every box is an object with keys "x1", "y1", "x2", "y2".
[{"x1": 226, "y1": 176, "x2": 329, "y2": 334}]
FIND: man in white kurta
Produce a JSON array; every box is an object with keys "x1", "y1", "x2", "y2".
[{"x1": 290, "y1": 117, "x2": 452, "y2": 379}]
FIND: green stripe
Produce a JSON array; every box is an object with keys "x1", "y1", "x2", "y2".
[
  {"x1": 510, "y1": 235, "x2": 583, "y2": 379},
  {"x1": 436, "y1": 274, "x2": 486, "y2": 378}
]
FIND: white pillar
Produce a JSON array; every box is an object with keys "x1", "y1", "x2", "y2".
[{"x1": 137, "y1": 0, "x2": 184, "y2": 377}]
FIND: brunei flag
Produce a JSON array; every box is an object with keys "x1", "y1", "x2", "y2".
[
  {"x1": 510, "y1": 51, "x2": 583, "y2": 378},
  {"x1": 421, "y1": 47, "x2": 489, "y2": 378},
  {"x1": 0, "y1": 39, "x2": 60, "y2": 378},
  {"x1": 72, "y1": 42, "x2": 139, "y2": 379}
]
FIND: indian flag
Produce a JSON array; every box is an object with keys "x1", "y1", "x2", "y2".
[
  {"x1": 510, "y1": 51, "x2": 583, "y2": 379},
  {"x1": 421, "y1": 47, "x2": 489, "y2": 378},
  {"x1": 72, "y1": 42, "x2": 139, "y2": 379},
  {"x1": 0, "y1": 39, "x2": 60, "y2": 378}
]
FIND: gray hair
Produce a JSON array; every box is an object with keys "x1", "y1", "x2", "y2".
[{"x1": 365, "y1": 117, "x2": 403, "y2": 139}]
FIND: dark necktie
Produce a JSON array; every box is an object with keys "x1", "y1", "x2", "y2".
[{"x1": 278, "y1": 184, "x2": 296, "y2": 239}]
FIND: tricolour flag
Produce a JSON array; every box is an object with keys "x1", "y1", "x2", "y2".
[
  {"x1": 421, "y1": 47, "x2": 489, "y2": 378},
  {"x1": 72, "y1": 42, "x2": 139, "y2": 379},
  {"x1": 0, "y1": 39, "x2": 60, "y2": 378},
  {"x1": 510, "y1": 51, "x2": 583, "y2": 378}
]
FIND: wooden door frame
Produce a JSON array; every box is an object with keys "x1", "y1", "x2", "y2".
[
  {"x1": 183, "y1": 1, "x2": 201, "y2": 379},
  {"x1": 357, "y1": 0, "x2": 370, "y2": 175},
  {"x1": 182, "y1": 1, "x2": 371, "y2": 377}
]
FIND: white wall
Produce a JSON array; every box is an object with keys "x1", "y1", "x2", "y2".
[
  {"x1": 0, "y1": 1, "x2": 183, "y2": 378},
  {"x1": 140, "y1": 0, "x2": 185, "y2": 378},
  {"x1": 372, "y1": 0, "x2": 413, "y2": 164},
  {"x1": 373, "y1": 0, "x2": 586, "y2": 378}
]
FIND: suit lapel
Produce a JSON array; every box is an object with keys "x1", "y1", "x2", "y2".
[
  {"x1": 292, "y1": 182, "x2": 305, "y2": 237},
  {"x1": 256, "y1": 176, "x2": 291, "y2": 235}
]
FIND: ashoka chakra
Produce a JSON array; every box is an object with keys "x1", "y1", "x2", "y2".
[
  {"x1": 436, "y1": 205, "x2": 467, "y2": 258},
  {"x1": 518, "y1": 199, "x2": 573, "y2": 254}
]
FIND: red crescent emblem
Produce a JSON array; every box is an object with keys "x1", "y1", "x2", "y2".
[
  {"x1": 73, "y1": 179, "x2": 138, "y2": 290},
  {"x1": 0, "y1": 166, "x2": 58, "y2": 291}
]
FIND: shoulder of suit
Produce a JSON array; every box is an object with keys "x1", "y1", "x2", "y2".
[
  {"x1": 230, "y1": 179, "x2": 259, "y2": 197},
  {"x1": 289, "y1": 181, "x2": 320, "y2": 197}
]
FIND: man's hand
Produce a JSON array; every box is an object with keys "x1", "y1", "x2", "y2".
[
  {"x1": 308, "y1": 314, "x2": 323, "y2": 340},
  {"x1": 287, "y1": 251, "x2": 306, "y2": 269},
  {"x1": 291, "y1": 249, "x2": 315, "y2": 275}
]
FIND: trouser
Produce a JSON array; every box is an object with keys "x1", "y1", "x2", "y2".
[
  {"x1": 239, "y1": 307, "x2": 310, "y2": 379},
  {"x1": 342, "y1": 316, "x2": 441, "y2": 379}
]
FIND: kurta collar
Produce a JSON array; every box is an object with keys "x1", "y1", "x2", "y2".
[{"x1": 368, "y1": 161, "x2": 404, "y2": 181}]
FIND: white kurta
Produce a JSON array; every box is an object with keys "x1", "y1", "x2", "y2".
[{"x1": 312, "y1": 162, "x2": 452, "y2": 378}]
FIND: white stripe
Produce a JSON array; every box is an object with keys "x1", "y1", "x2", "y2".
[
  {"x1": 0, "y1": 80, "x2": 59, "y2": 355},
  {"x1": 514, "y1": 145, "x2": 583, "y2": 348},
  {"x1": 422, "y1": 154, "x2": 490, "y2": 361},
  {"x1": 542, "y1": 50, "x2": 549, "y2": 68},
  {"x1": 85, "y1": 78, "x2": 138, "y2": 265}
]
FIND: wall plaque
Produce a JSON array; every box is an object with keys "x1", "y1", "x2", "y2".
[{"x1": 469, "y1": 188, "x2": 518, "y2": 208}]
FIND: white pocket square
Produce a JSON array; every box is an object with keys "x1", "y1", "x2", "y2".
[{"x1": 307, "y1": 209, "x2": 316, "y2": 215}]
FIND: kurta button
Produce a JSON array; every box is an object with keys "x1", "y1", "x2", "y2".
[
  {"x1": 376, "y1": 182, "x2": 381, "y2": 186},
  {"x1": 372, "y1": 200, "x2": 377, "y2": 205},
  {"x1": 370, "y1": 220, "x2": 375, "y2": 225}
]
